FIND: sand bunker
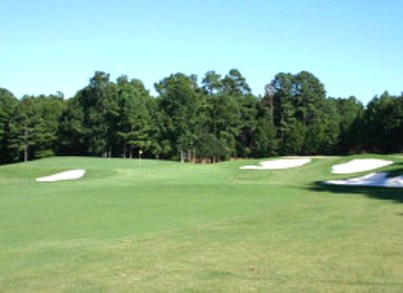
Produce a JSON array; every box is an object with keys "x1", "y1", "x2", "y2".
[
  {"x1": 240, "y1": 158, "x2": 311, "y2": 170},
  {"x1": 36, "y1": 169, "x2": 86, "y2": 182},
  {"x1": 325, "y1": 172, "x2": 403, "y2": 188},
  {"x1": 331, "y1": 159, "x2": 393, "y2": 174}
]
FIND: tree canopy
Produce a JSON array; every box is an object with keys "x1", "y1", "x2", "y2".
[{"x1": 0, "y1": 70, "x2": 401, "y2": 165}]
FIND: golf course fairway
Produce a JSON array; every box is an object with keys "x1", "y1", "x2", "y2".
[{"x1": 0, "y1": 155, "x2": 402, "y2": 292}]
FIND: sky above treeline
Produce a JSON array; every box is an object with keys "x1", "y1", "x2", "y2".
[{"x1": 1, "y1": 0, "x2": 402, "y2": 104}]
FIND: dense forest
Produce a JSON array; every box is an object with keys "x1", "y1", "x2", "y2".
[{"x1": 0, "y1": 69, "x2": 402, "y2": 165}]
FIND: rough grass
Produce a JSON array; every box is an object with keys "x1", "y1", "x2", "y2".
[{"x1": 0, "y1": 154, "x2": 402, "y2": 292}]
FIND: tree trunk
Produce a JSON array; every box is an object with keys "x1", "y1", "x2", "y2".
[
  {"x1": 180, "y1": 149, "x2": 185, "y2": 163},
  {"x1": 186, "y1": 149, "x2": 191, "y2": 162},
  {"x1": 24, "y1": 128, "x2": 28, "y2": 162},
  {"x1": 24, "y1": 144, "x2": 28, "y2": 162}
]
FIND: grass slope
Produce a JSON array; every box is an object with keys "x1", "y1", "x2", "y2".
[{"x1": 0, "y1": 155, "x2": 402, "y2": 292}]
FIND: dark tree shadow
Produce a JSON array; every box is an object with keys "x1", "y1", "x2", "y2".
[{"x1": 308, "y1": 164, "x2": 403, "y2": 204}]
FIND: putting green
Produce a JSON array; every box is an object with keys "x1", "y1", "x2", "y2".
[{"x1": 0, "y1": 155, "x2": 402, "y2": 292}]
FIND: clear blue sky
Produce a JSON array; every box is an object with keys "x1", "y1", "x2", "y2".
[{"x1": 1, "y1": 0, "x2": 402, "y2": 104}]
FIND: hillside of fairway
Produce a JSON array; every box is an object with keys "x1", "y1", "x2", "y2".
[{"x1": 0, "y1": 154, "x2": 402, "y2": 292}]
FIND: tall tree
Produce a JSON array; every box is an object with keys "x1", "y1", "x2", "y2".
[
  {"x1": 270, "y1": 72, "x2": 298, "y2": 154},
  {"x1": 33, "y1": 95, "x2": 66, "y2": 158},
  {"x1": 251, "y1": 98, "x2": 278, "y2": 157},
  {"x1": 8, "y1": 96, "x2": 37, "y2": 162},
  {"x1": 236, "y1": 94, "x2": 259, "y2": 157},
  {"x1": 57, "y1": 97, "x2": 86, "y2": 155},
  {"x1": 202, "y1": 93, "x2": 241, "y2": 161},
  {"x1": 155, "y1": 73, "x2": 199, "y2": 162},
  {"x1": 363, "y1": 92, "x2": 403, "y2": 153},
  {"x1": 0, "y1": 88, "x2": 18, "y2": 163},
  {"x1": 201, "y1": 70, "x2": 223, "y2": 95},
  {"x1": 332, "y1": 96, "x2": 364, "y2": 153},
  {"x1": 8, "y1": 95, "x2": 64, "y2": 161},
  {"x1": 222, "y1": 69, "x2": 251, "y2": 96},
  {"x1": 269, "y1": 71, "x2": 336, "y2": 155},
  {"x1": 75, "y1": 71, "x2": 119, "y2": 157},
  {"x1": 116, "y1": 75, "x2": 153, "y2": 158}
]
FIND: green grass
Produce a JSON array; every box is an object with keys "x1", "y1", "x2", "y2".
[{"x1": 0, "y1": 154, "x2": 402, "y2": 292}]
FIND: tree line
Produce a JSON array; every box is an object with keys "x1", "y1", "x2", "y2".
[{"x1": 0, "y1": 69, "x2": 402, "y2": 165}]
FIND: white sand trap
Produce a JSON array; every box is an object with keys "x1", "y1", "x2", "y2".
[
  {"x1": 331, "y1": 159, "x2": 393, "y2": 174},
  {"x1": 240, "y1": 158, "x2": 311, "y2": 170},
  {"x1": 36, "y1": 169, "x2": 86, "y2": 182},
  {"x1": 325, "y1": 172, "x2": 403, "y2": 188}
]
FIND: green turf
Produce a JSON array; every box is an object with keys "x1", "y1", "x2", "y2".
[{"x1": 0, "y1": 155, "x2": 402, "y2": 292}]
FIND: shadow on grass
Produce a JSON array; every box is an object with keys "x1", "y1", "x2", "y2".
[
  {"x1": 308, "y1": 164, "x2": 403, "y2": 204},
  {"x1": 386, "y1": 163, "x2": 403, "y2": 178}
]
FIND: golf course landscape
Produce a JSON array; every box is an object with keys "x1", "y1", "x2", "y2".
[{"x1": 0, "y1": 154, "x2": 402, "y2": 292}]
